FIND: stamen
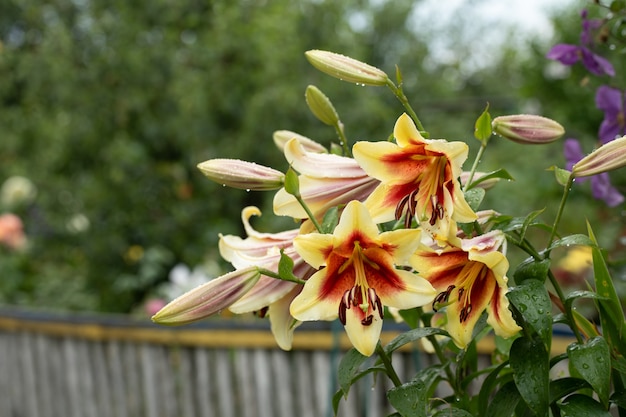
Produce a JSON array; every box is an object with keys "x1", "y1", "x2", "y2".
[
  {"x1": 432, "y1": 284, "x2": 456, "y2": 311},
  {"x1": 459, "y1": 304, "x2": 473, "y2": 323},
  {"x1": 254, "y1": 306, "x2": 269, "y2": 318},
  {"x1": 339, "y1": 286, "x2": 383, "y2": 327}
]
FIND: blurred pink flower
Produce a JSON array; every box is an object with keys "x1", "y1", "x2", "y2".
[{"x1": 0, "y1": 213, "x2": 26, "y2": 250}]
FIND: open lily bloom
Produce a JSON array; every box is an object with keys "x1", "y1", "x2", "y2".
[
  {"x1": 353, "y1": 113, "x2": 477, "y2": 244},
  {"x1": 220, "y1": 206, "x2": 315, "y2": 350},
  {"x1": 273, "y1": 138, "x2": 379, "y2": 220},
  {"x1": 290, "y1": 200, "x2": 436, "y2": 356},
  {"x1": 411, "y1": 230, "x2": 521, "y2": 348}
]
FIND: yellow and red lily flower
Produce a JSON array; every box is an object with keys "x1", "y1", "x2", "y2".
[
  {"x1": 273, "y1": 138, "x2": 379, "y2": 221},
  {"x1": 353, "y1": 113, "x2": 477, "y2": 244},
  {"x1": 290, "y1": 200, "x2": 436, "y2": 356},
  {"x1": 220, "y1": 206, "x2": 315, "y2": 350},
  {"x1": 410, "y1": 230, "x2": 521, "y2": 348}
]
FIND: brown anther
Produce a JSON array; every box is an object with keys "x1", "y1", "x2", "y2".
[
  {"x1": 361, "y1": 315, "x2": 373, "y2": 326},
  {"x1": 459, "y1": 304, "x2": 473, "y2": 322},
  {"x1": 432, "y1": 284, "x2": 456, "y2": 311},
  {"x1": 254, "y1": 306, "x2": 269, "y2": 319}
]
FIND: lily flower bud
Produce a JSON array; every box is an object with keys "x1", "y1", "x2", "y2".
[
  {"x1": 305, "y1": 50, "x2": 389, "y2": 86},
  {"x1": 492, "y1": 114, "x2": 565, "y2": 144},
  {"x1": 273, "y1": 130, "x2": 327, "y2": 153},
  {"x1": 197, "y1": 159, "x2": 284, "y2": 191},
  {"x1": 572, "y1": 136, "x2": 626, "y2": 177},
  {"x1": 151, "y1": 267, "x2": 261, "y2": 325},
  {"x1": 305, "y1": 85, "x2": 339, "y2": 126}
]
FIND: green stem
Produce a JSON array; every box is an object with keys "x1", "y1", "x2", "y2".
[
  {"x1": 334, "y1": 121, "x2": 351, "y2": 157},
  {"x1": 294, "y1": 194, "x2": 323, "y2": 233},
  {"x1": 257, "y1": 268, "x2": 307, "y2": 285},
  {"x1": 385, "y1": 79, "x2": 425, "y2": 132},
  {"x1": 375, "y1": 342, "x2": 402, "y2": 387},
  {"x1": 464, "y1": 143, "x2": 487, "y2": 191},
  {"x1": 546, "y1": 174, "x2": 574, "y2": 256}
]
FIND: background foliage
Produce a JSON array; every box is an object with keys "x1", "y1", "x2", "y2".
[{"x1": 0, "y1": 0, "x2": 622, "y2": 313}]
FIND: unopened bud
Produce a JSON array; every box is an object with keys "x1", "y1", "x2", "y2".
[
  {"x1": 305, "y1": 85, "x2": 339, "y2": 126},
  {"x1": 273, "y1": 130, "x2": 327, "y2": 153},
  {"x1": 152, "y1": 267, "x2": 261, "y2": 325},
  {"x1": 492, "y1": 114, "x2": 565, "y2": 144},
  {"x1": 197, "y1": 159, "x2": 284, "y2": 190},
  {"x1": 305, "y1": 50, "x2": 389, "y2": 86},
  {"x1": 572, "y1": 136, "x2": 626, "y2": 177}
]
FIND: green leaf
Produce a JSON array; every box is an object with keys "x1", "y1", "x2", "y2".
[
  {"x1": 610, "y1": 0, "x2": 626, "y2": 13},
  {"x1": 478, "y1": 362, "x2": 511, "y2": 412},
  {"x1": 277, "y1": 250, "x2": 301, "y2": 283},
  {"x1": 486, "y1": 381, "x2": 521, "y2": 417},
  {"x1": 513, "y1": 258, "x2": 551, "y2": 283},
  {"x1": 507, "y1": 280, "x2": 552, "y2": 351},
  {"x1": 465, "y1": 168, "x2": 515, "y2": 190},
  {"x1": 547, "y1": 234, "x2": 594, "y2": 251},
  {"x1": 432, "y1": 408, "x2": 474, "y2": 417},
  {"x1": 510, "y1": 336, "x2": 550, "y2": 416},
  {"x1": 464, "y1": 187, "x2": 485, "y2": 212},
  {"x1": 387, "y1": 379, "x2": 430, "y2": 417},
  {"x1": 567, "y1": 337, "x2": 611, "y2": 407},
  {"x1": 397, "y1": 308, "x2": 420, "y2": 329},
  {"x1": 550, "y1": 165, "x2": 572, "y2": 187},
  {"x1": 558, "y1": 394, "x2": 612, "y2": 416},
  {"x1": 384, "y1": 327, "x2": 449, "y2": 355},
  {"x1": 321, "y1": 206, "x2": 339, "y2": 234},
  {"x1": 337, "y1": 348, "x2": 368, "y2": 397},
  {"x1": 474, "y1": 103, "x2": 492, "y2": 144},
  {"x1": 550, "y1": 377, "x2": 591, "y2": 404},
  {"x1": 519, "y1": 208, "x2": 545, "y2": 243},
  {"x1": 283, "y1": 167, "x2": 300, "y2": 196}
]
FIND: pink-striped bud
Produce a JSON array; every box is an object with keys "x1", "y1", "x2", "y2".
[
  {"x1": 492, "y1": 114, "x2": 565, "y2": 144},
  {"x1": 572, "y1": 136, "x2": 626, "y2": 177},
  {"x1": 152, "y1": 267, "x2": 261, "y2": 325},
  {"x1": 305, "y1": 50, "x2": 389, "y2": 86},
  {"x1": 197, "y1": 159, "x2": 284, "y2": 191}
]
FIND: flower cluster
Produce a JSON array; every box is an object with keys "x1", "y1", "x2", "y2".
[{"x1": 547, "y1": 9, "x2": 625, "y2": 206}]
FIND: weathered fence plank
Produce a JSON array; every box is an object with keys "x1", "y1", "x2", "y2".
[{"x1": 0, "y1": 308, "x2": 530, "y2": 417}]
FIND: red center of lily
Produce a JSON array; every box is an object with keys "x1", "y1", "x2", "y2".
[{"x1": 337, "y1": 242, "x2": 384, "y2": 327}]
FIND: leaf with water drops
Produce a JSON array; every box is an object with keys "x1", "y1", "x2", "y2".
[
  {"x1": 485, "y1": 381, "x2": 521, "y2": 417},
  {"x1": 507, "y1": 279, "x2": 552, "y2": 351},
  {"x1": 387, "y1": 379, "x2": 429, "y2": 417},
  {"x1": 510, "y1": 335, "x2": 550, "y2": 416},
  {"x1": 567, "y1": 337, "x2": 611, "y2": 407},
  {"x1": 513, "y1": 258, "x2": 551, "y2": 283},
  {"x1": 557, "y1": 394, "x2": 612, "y2": 417}
]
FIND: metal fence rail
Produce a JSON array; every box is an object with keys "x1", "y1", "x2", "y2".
[{"x1": 0, "y1": 308, "x2": 438, "y2": 417}]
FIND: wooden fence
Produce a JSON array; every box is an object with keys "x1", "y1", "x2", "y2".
[{"x1": 0, "y1": 307, "x2": 451, "y2": 417}]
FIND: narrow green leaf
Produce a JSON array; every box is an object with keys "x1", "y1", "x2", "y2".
[
  {"x1": 558, "y1": 394, "x2": 612, "y2": 416},
  {"x1": 547, "y1": 234, "x2": 594, "y2": 251},
  {"x1": 466, "y1": 168, "x2": 515, "y2": 190},
  {"x1": 432, "y1": 408, "x2": 474, "y2": 417},
  {"x1": 519, "y1": 208, "x2": 545, "y2": 243},
  {"x1": 337, "y1": 348, "x2": 368, "y2": 397},
  {"x1": 387, "y1": 380, "x2": 429, "y2": 417},
  {"x1": 510, "y1": 336, "x2": 550, "y2": 416},
  {"x1": 507, "y1": 280, "x2": 552, "y2": 351},
  {"x1": 474, "y1": 103, "x2": 492, "y2": 144},
  {"x1": 485, "y1": 381, "x2": 521, "y2": 417},
  {"x1": 549, "y1": 377, "x2": 591, "y2": 404},
  {"x1": 567, "y1": 337, "x2": 611, "y2": 407},
  {"x1": 478, "y1": 362, "x2": 511, "y2": 413},
  {"x1": 384, "y1": 327, "x2": 449, "y2": 355},
  {"x1": 513, "y1": 258, "x2": 551, "y2": 283}
]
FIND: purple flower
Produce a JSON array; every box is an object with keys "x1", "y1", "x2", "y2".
[
  {"x1": 595, "y1": 85, "x2": 626, "y2": 144},
  {"x1": 580, "y1": 10, "x2": 602, "y2": 46},
  {"x1": 546, "y1": 44, "x2": 615, "y2": 77},
  {"x1": 564, "y1": 138, "x2": 624, "y2": 207}
]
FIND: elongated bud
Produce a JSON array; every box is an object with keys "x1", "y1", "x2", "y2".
[
  {"x1": 273, "y1": 130, "x2": 327, "y2": 153},
  {"x1": 198, "y1": 159, "x2": 284, "y2": 191},
  {"x1": 492, "y1": 114, "x2": 565, "y2": 144},
  {"x1": 572, "y1": 136, "x2": 626, "y2": 177},
  {"x1": 305, "y1": 85, "x2": 339, "y2": 126},
  {"x1": 305, "y1": 50, "x2": 389, "y2": 86},
  {"x1": 152, "y1": 267, "x2": 261, "y2": 325}
]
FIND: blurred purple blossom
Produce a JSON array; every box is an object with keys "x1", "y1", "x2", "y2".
[
  {"x1": 595, "y1": 85, "x2": 625, "y2": 143},
  {"x1": 546, "y1": 9, "x2": 614, "y2": 77},
  {"x1": 546, "y1": 44, "x2": 615, "y2": 77},
  {"x1": 564, "y1": 138, "x2": 624, "y2": 207}
]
